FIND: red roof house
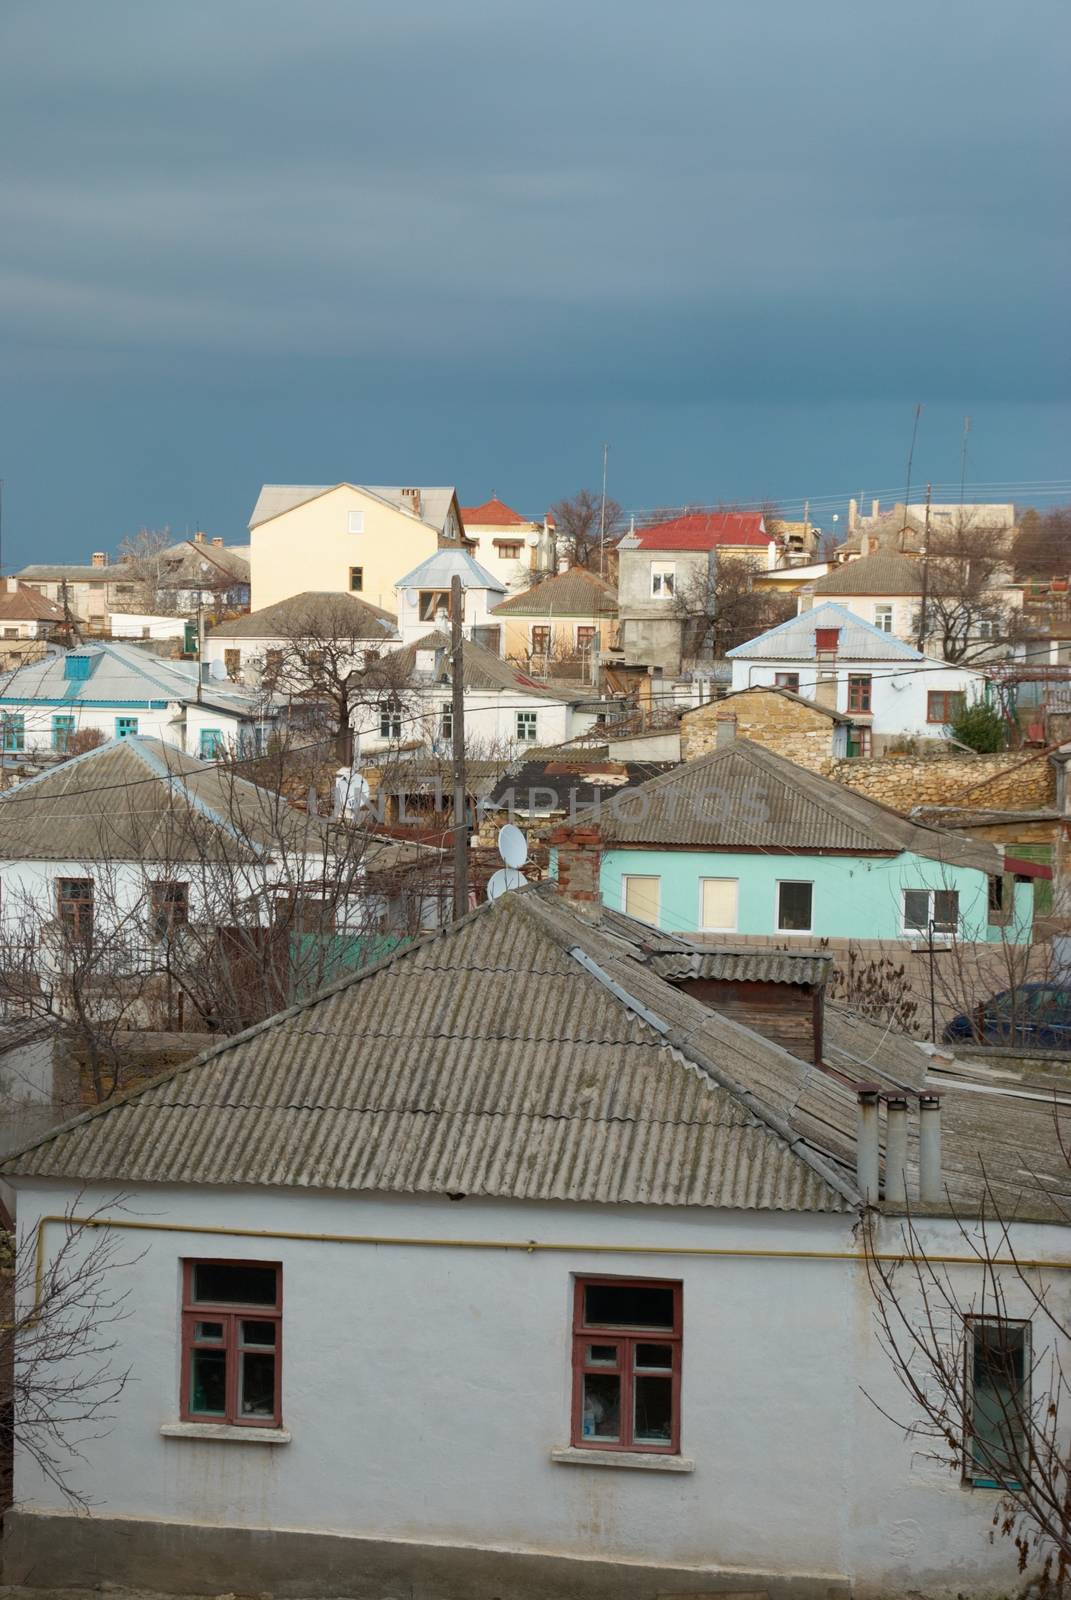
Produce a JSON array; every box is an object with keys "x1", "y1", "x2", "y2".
[{"x1": 625, "y1": 511, "x2": 770, "y2": 551}]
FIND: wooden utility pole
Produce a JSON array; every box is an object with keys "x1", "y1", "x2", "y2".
[{"x1": 450, "y1": 575, "x2": 468, "y2": 920}]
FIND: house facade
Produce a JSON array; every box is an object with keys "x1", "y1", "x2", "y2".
[
  {"x1": 728, "y1": 601, "x2": 987, "y2": 751},
  {"x1": 248, "y1": 483, "x2": 469, "y2": 611},
  {"x1": 491, "y1": 566, "x2": 618, "y2": 672},
  {"x1": 680, "y1": 685, "x2": 852, "y2": 767},
  {"x1": 16, "y1": 552, "x2": 138, "y2": 630},
  {"x1": 458, "y1": 495, "x2": 549, "y2": 590},
  {"x1": 801, "y1": 552, "x2": 1024, "y2": 657},
  {"x1": 3, "y1": 887, "x2": 1067, "y2": 1598},
  {"x1": 203, "y1": 591, "x2": 400, "y2": 687}
]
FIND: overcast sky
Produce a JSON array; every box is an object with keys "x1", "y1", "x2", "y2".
[{"x1": 1, "y1": 0, "x2": 1067, "y2": 560}]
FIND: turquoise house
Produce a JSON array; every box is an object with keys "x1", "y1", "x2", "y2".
[{"x1": 559, "y1": 739, "x2": 1033, "y2": 946}]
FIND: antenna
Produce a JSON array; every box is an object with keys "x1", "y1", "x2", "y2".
[
  {"x1": 598, "y1": 443, "x2": 609, "y2": 578},
  {"x1": 486, "y1": 823, "x2": 529, "y2": 901},
  {"x1": 960, "y1": 415, "x2": 972, "y2": 505},
  {"x1": 903, "y1": 402, "x2": 923, "y2": 525}
]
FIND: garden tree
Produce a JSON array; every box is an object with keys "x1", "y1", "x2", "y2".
[
  {"x1": 549, "y1": 488, "x2": 625, "y2": 573},
  {"x1": 1014, "y1": 505, "x2": 1071, "y2": 579},
  {"x1": 672, "y1": 555, "x2": 795, "y2": 659},
  {"x1": 114, "y1": 527, "x2": 178, "y2": 615},
  {"x1": 948, "y1": 698, "x2": 1008, "y2": 754},
  {"x1": 919, "y1": 516, "x2": 1018, "y2": 663}
]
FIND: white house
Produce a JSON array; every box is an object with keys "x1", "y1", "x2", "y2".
[
  {"x1": 458, "y1": 495, "x2": 552, "y2": 591},
  {"x1": 728, "y1": 601, "x2": 987, "y2": 752},
  {"x1": 393, "y1": 548, "x2": 506, "y2": 650},
  {"x1": 0, "y1": 640, "x2": 278, "y2": 760},
  {"x1": 800, "y1": 552, "x2": 1024, "y2": 657},
  {"x1": 3, "y1": 885, "x2": 1068, "y2": 1598},
  {"x1": 203, "y1": 591, "x2": 401, "y2": 687}
]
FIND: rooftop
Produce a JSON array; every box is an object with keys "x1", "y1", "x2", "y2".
[
  {"x1": 0, "y1": 639, "x2": 266, "y2": 715},
  {"x1": 459, "y1": 496, "x2": 533, "y2": 528},
  {"x1": 248, "y1": 483, "x2": 461, "y2": 538},
  {"x1": 727, "y1": 601, "x2": 928, "y2": 661},
  {"x1": 0, "y1": 583, "x2": 70, "y2": 623},
  {"x1": 354, "y1": 630, "x2": 584, "y2": 702},
  {"x1": 491, "y1": 566, "x2": 618, "y2": 618},
  {"x1": 620, "y1": 512, "x2": 769, "y2": 552},
  {"x1": 813, "y1": 554, "x2": 924, "y2": 598},
  {"x1": 207, "y1": 591, "x2": 398, "y2": 641},
  {"x1": 395, "y1": 549, "x2": 505, "y2": 594}
]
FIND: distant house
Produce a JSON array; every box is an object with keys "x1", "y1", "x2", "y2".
[
  {"x1": 727, "y1": 601, "x2": 987, "y2": 751},
  {"x1": 458, "y1": 496, "x2": 551, "y2": 590},
  {"x1": 157, "y1": 534, "x2": 251, "y2": 613},
  {"x1": 0, "y1": 640, "x2": 277, "y2": 760},
  {"x1": 803, "y1": 552, "x2": 1023, "y2": 656},
  {"x1": 490, "y1": 566, "x2": 618, "y2": 673},
  {"x1": 681, "y1": 684, "x2": 853, "y2": 767},
  {"x1": 248, "y1": 482, "x2": 469, "y2": 611},
  {"x1": 393, "y1": 549, "x2": 506, "y2": 651},
  {"x1": 838, "y1": 498, "x2": 1016, "y2": 560},
  {"x1": 203, "y1": 591, "x2": 400, "y2": 688},
  {"x1": 484, "y1": 745, "x2": 675, "y2": 822},
  {"x1": 0, "y1": 580, "x2": 71, "y2": 672},
  {"x1": 556, "y1": 737, "x2": 1029, "y2": 945},
  {"x1": 16, "y1": 552, "x2": 137, "y2": 631}
]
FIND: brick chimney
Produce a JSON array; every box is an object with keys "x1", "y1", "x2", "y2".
[
  {"x1": 211, "y1": 536, "x2": 224, "y2": 547},
  {"x1": 400, "y1": 487, "x2": 422, "y2": 518},
  {"x1": 193, "y1": 531, "x2": 206, "y2": 544},
  {"x1": 547, "y1": 823, "x2": 602, "y2": 914},
  {"x1": 91, "y1": 551, "x2": 107, "y2": 568}
]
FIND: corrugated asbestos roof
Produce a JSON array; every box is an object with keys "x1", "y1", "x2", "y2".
[
  {"x1": 813, "y1": 555, "x2": 924, "y2": 597},
  {"x1": 2, "y1": 887, "x2": 860, "y2": 1213},
  {"x1": 395, "y1": 549, "x2": 505, "y2": 593},
  {"x1": 727, "y1": 601, "x2": 926, "y2": 661},
  {"x1": 491, "y1": 567, "x2": 618, "y2": 618},
  {"x1": 207, "y1": 591, "x2": 398, "y2": 641},
  {"x1": 649, "y1": 950, "x2": 833, "y2": 986},
  {"x1": 575, "y1": 738, "x2": 1001, "y2": 871},
  {"x1": 353, "y1": 630, "x2": 583, "y2": 703}
]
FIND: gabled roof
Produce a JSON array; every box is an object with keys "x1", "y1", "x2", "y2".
[
  {"x1": 395, "y1": 549, "x2": 505, "y2": 594},
  {"x1": 491, "y1": 566, "x2": 618, "y2": 618},
  {"x1": 727, "y1": 601, "x2": 926, "y2": 661},
  {"x1": 0, "y1": 887, "x2": 859, "y2": 1212},
  {"x1": 17, "y1": 562, "x2": 130, "y2": 583},
  {"x1": 688, "y1": 683, "x2": 851, "y2": 724},
  {"x1": 357, "y1": 630, "x2": 583, "y2": 702},
  {"x1": 0, "y1": 584, "x2": 68, "y2": 622},
  {"x1": 574, "y1": 738, "x2": 1000, "y2": 870},
  {"x1": 162, "y1": 541, "x2": 250, "y2": 586},
  {"x1": 485, "y1": 754, "x2": 674, "y2": 813},
  {"x1": 459, "y1": 497, "x2": 531, "y2": 527},
  {"x1": 620, "y1": 512, "x2": 769, "y2": 552},
  {"x1": 249, "y1": 483, "x2": 460, "y2": 538},
  {"x1": 207, "y1": 591, "x2": 397, "y2": 642},
  {"x1": 0, "y1": 639, "x2": 264, "y2": 716},
  {"x1": 813, "y1": 554, "x2": 924, "y2": 597}
]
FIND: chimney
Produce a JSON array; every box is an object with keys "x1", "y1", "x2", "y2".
[
  {"x1": 715, "y1": 711, "x2": 737, "y2": 748},
  {"x1": 401, "y1": 488, "x2": 422, "y2": 519},
  {"x1": 547, "y1": 823, "x2": 602, "y2": 916},
  {"x1": 6, "y1": 577, "x2": 17, "y2": 594},
  {"x1": 918, "y1": 1092, "x2": 942, "y2": 1203},
  {"x1": 855, "y1": 1085, "x2": 880, "y2": 1205},
  {"x1": 211, "y1": 536, "x2": 224, "y2": 547},
  {"x1": 193, "y1": 531, "x2": 206, "y2": 544},
  {"x1": 884, "y1": 1094, "x2": 908, "y2": 1205},
  {"x1": 91, "y1": 551, "x2": 107, "y2": 568},
  {"x1": 871, "y1": 498, "x2": 880, "y2": 520},
  {"x1": 848, "y1": 498, "x2": 858, "y2": 532}
]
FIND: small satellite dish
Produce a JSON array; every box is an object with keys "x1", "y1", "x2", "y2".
[
  {"x1": 208, "y1": 658, "x2": 228, "y2": 680},
  {"x1": 405, "y1": 589, "x2": 419, "y2": 607},
  {"x1": 526, "y1": 532, "x2": 540, "y2": 548},
  {"x1": 498, "y1": 823, "x2": 528, "y2": 869},
  {"x1": 487, "y1": 867, "x2": 525, "y2": 902}
]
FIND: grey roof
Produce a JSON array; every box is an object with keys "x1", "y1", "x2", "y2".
[
  {"x1": 249, "y1": 484, "x2": 460, "y2": 538},
  {"x1": 161, "y1": 541, "x2": 250, "y2": 586},
  {"x1": 485, "y1": 755, "x2": 676, "y2": 814},
  {"x1": 491, "y1": 567, "x2": 618, "y2": 618},
  {"x1": 17, "y1": 562, "x2": 129, "y2": 583},
  {"x1": 813, "y1": 555, "x2": 924, "y2": 597},
  {"x1": 574, "y1": 739, "x2": 1001, "y2": 871},
  {"x1": 727, "y1": 602, "x2": 925, "y2": 661},
  {"x1": 357, "y1": 630, "x2": 583, "y2": 703},
  {"x1": 649, "y1": 949, "x2": 833, "y2": 987},
  {"x1": 395, "y1": 549, "x2": 505, "y2": 593},
  {"x1": 207, "y1": 591, "x2": 398, "y2": 641},
  {"x1": 0, "y1": 640, "x2": 264, "y2": 716},
  {"x1": 1, "y1": 887, "x2": 861, "y2": 1213}
]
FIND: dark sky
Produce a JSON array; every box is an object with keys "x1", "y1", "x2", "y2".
[{"x1": 1, "y1": 0, "x2": 1067, "y2": 562}]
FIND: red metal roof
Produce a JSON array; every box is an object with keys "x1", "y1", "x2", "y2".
[
  {"x1": 460, "y1": 497, "x2": 529, "y2": 528},
  {"x1": 627, "y1": 512, "x2": 769, "y2": 551}
]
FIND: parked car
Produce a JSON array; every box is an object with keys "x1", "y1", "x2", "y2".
[{"x1": 943, "y1": 983, "x2": 1071, "y2": 1048}]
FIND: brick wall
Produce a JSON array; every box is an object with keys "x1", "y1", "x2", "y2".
[
  {"x1": 825, "y1": 752, "x2": 1056, "y2": 810},
  {"x1": 546, "y1": 824, "x2": 602, "y2": 907},
  {"x1": 681, "y1": 691, "x2": 836, "y2": 772}
]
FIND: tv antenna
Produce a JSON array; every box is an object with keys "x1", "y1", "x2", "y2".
[{"x1": 486, "y1": 822, "x2": 528, "y2": 901}]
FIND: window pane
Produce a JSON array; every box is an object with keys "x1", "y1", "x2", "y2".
[
  {"x1": 239, "y1": 1351, "x2": 276, "y2": 1417},
  {"x1": 701, "y1": 878, "x2": 738, "y2": 930},
  {"x1": 634, "y1": 1374, "x2": 673, "y2": 1443},
  {"x1": 904, "y1": 890, "x2": 930, "y2": 931},
  {"x1": 777, "y1": 881, "x2": 812, "y2": 931},
  {"x1": 972, "y1": 1323, "x2": 1028, "y2": 1479},
  {"x1": 581, "y1": 1372, "x2": 620, "y2": 1440},
  {"x1": 586, "y1": 1344, "x2": 618, "y2": 1366},
  {"x1": 635, "y1": 1343, "x2": 673, "y2": 1370},
  {"x1": 190, "y1": 1348, "x2": 227, "y2": 1415},
  {"x1": 240, "y1": 1320, "x2": 277, "y2": 1347},
  {"x1": 933, "y1": 890, "x2": 959, "y2": 932},
  {"x1": 193, "y1": 1262, "x2": 277, "y2": 1306},
  {"x1": 584, "y1": 1282, "x2": 674, "y2": 1330},
  {"x1": 623, "y1": 876, "x2": 660, "y2": 926},
  {"x1": 194, "y1": 1320, "x2": 224, "y2": 1341}
]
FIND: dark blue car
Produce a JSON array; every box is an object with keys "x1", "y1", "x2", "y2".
[{"x1": 943, "y1": 983, "x2": 1071, "y2": 1048}]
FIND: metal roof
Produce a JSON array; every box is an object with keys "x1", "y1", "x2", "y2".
[
  {"x1": 574, "y1": 738, "x2": 1001, "y2": 871},
  {"x1": 727, "y1": 602, "x2": 926, "y2": 661},
  {"x1": 395, "y1": 549, "x2": 505, "y2": 594},
  {"x1": 812, "y1": 555, "x2": 924, "y2": 597},
  {"x1": 207, "y1": 591, "x2": 398, "y2": 641},
  {"x1": 249, "y1": 484, "x2": 460, "y2": 537},
  {"x1": 491, "y1": 567, "x2": 618, "y2": 618},
  {"x1": 355, "y1": 630, "x2": 583, "y2": 703},
  {"x1": 485, "y1": 756, "x2": 675, "y2": 814},
  {"x1": 0, "y1": 639, "x2": 264, "y2": 716},
  {"x1": 0, "y1": 585, "x2": 68, "y2": 622}
]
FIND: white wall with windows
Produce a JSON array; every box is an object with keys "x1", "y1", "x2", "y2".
[
  {"x1": 729, "y1": 654, "x2": 986, "y2": 743},
  {"x1": 352, "y1": 687, "x2": 597, "y2": 758}
]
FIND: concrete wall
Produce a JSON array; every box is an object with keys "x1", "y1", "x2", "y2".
[
  {"x1": 7, "y1": 1180, "x2": 1069, "y2": 1597},
  {"x1": 617, "y1": 548, "x2": 711, "y2": 674}
]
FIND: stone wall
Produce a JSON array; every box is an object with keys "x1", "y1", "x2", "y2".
[
  {"x1": 681, "y1": 690, "x2": 836, "y2": 771},
  {"x1": 825, "y1": 752, "x2": 1056, "y2": 810}
]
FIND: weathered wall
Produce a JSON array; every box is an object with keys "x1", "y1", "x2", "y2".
[
  {"x1": 826, "y1": 752, "x2": 1056, "y2": 810},
  {"x1": 681, "y1": 691, "x2": 836, "y2": 770}
]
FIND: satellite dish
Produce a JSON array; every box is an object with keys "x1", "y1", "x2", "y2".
[
  {"x1": 405, "y1": 589, "x2": 419, "y2": 606},
  {"x1": 526, "y1": 532, "x2": 540, "y2": 548},
  {"x1": 498, "y1": 823, "x2": 528, "y2": 869},
  {"x1": 208, "y1": 658, "x2": 228, "y2": 680},
  {"x1": 487, "y1": 867, "x2": 525, "y2": 902}
]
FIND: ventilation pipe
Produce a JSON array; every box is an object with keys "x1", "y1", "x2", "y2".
[
  {"x1": 918, "y1": 1092, "x2": 943, "y2": 1203},
  {"x1": 884, "y1": 1094, "x2": 908, "y2": 1205},
  {"x1": 855, "y1": 1085, "x2": 880, "y2": 1204}
]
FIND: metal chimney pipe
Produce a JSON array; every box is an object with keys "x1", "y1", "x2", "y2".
[
  {"x1": 855, "y1": 1085, "x2": 880, "y2": 1205},
  {"x1": 919, "y1": 1092, "x2": 942, "y2": 1203},
  {"x1": 884, "y1": 1094, "x2": 909, "y2": 1205}
]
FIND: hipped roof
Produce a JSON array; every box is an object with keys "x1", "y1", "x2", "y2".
[{"x1": 491, "y1": 566, "x2": 618, "y2": 618}]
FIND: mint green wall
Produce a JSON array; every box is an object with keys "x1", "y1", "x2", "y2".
[{"x1": 598, "y1": 848, "x2": 1033, "y2": 944}]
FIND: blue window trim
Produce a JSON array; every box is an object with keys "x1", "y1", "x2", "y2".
[
  {"x1": 199, "y1": 728, "x2": 224, "y2": 758},
  {"x1": 115, "y1": 717, "x2": 139, "y2": 738}
]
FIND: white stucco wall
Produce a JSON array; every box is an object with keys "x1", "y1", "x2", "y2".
[
  {"x1": 352, "y1": 688, "x2": 587, "y2": 758},
  {"x1": 11, "y1": 1179, "x2": 1069, "y2": 1595},
  {"x1": 0, "y1": 699, "x2": 269, "y2": 759},
  {"x1": 729, "y1": 656, "x2": 984, "y2": 740}
]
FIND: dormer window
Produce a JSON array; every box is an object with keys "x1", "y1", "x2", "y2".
[
  {"x1": 814, "y1": 627, "x2": 839, "y2": 655},
  {"x1": 64, "y1": 654, "x2": 92, "y2": 682}
]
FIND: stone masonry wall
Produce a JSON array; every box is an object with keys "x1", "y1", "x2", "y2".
[
  {"x1": 681, "y1": 692, "x2": 835, "y2": 772},
  {"x1": 824, "y1": 752, "x2": 1056, "y2": 810}
]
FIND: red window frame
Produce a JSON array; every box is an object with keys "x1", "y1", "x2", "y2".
[
  {"x1": 814, "y1": 627, "x2": 839, "y2": 654},
  {"x1": 570, "y1": 1276, "x2": 682, "y2": 1455},
  {"x1": 928, "y1": 690, "x2": 967, "y2": 724},
  {"x1": 847, "y1": 673, "x2": 872, "y2": 713},
  {"x1": 180, "y1": 1259, "x2": 282, "y2": 1428}
]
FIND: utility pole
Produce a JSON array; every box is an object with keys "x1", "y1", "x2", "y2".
[
  {"x1": 598, "y1": 443, "x2": 609, "y2": 578},
  {"x1": 960, "y1": 415, "x2": 972, "y2": 506},
  {"x1": 450, "y1": 574, "x2": 468, "y2": 920},
  {"x1": 917, "y1": 482, "x2": 932, "y2": 651},
  {"x1": 903, "y1": 402, "x2": 923, "y2": 532}
]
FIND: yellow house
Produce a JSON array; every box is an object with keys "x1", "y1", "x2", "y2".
[
  {"x1": 490, "y1": 566, "x2": 618, "y2": 670},
  {"x1": 249, "y1": 483, "x2": 470, "y2": 611}
]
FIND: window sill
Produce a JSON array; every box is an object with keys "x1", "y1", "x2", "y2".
[
  {"x1": 550, "y1": 1446, "x2": 694, "y2": 1473},
  {"x1": 160, "y1": 1422, "x2": 291, "y2": 1445}
]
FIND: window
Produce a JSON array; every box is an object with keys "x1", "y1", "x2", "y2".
[
  {"x1": 700, "y1": 877, "x2": 738, "y2": 932},
  {"x1": 777, "y1": 880, "x2": 813, "y2": 932},
  {"x1": 847, "y1": 674, "x2": 872, "y2": 713},
  {"x1": 380, "y1": 696, "x2": 403, "y2": 740},
  {"x1": 64, "y1": 655, "x2": 92, "y2": 681},
  {"x1": 493, "y1": 540, "x2": 523, "y2": 558},
  {"x1": 988, "y1": 875, "x2": 1005, "y2": 915},
  {"x1": 516, "y1": 710, "x2": 538, "y2": 743},
  {"x1": 814, "y1": 627, "x2": 840, "y2": 654},
  {"x1": 623, "y1": 875, "x2": 660, "y2": 926},
  {"x1": 874, "y1": 605, "x2": 893, "y2": 634},
  {"x1": 56, "y1": 877, "x2": 93, "y2": 941},
  {"x1": 977, "y1": 618, "x2": 997, "y2": 640},
  {"x1": 349, "y1": 566, "x2": 363, "y2": 592},
  {"x1": 1, "y1": 714, "x2": 25, "y2": 753},
  {"x1": 347, "y1": 511, "x2": 364, "y2": 534},
  {"x1": 531, "y1": 625, "x2": 551, "y2": 655},
  {"x1": 2, "y1": 627, "x2": 17, "y2": 640},
  {"x1": 419, "y1": 590, "x2": 452, "y2": 622},
  {"x1": 51, "y1": 715, "x2": 75, "y2": 753},
  {"x1": 199, "y1": 729, "x2": 224, "y2": 759},
  {"x1": 650, "y1": 562, "x2": 675, "y2": 598},
  {"x1": 115, "y1": 716, "x2": 139, "y2": 739},
  {"x1": 440, "y1": 707, "x2": 452, "y2": 742},
  {"x1": 151, "y1": 881, "x2": 189, "y2": 941},
  {"x1": 571, "y1": 1277, "x2": 681, "y2": 1454},
  {"x1": 846, "y1": 724, "x2": 872, "y2": 758},
  {"x1": 927, "y1": 690, "x2": 967, "y2": 724},
  {"x1": 774, "y1": 672, "x2": 800, "y2": 692},
  {"x1": 224, "y1": 649, "x2": 241, "y2": 679},
  {"x1": 181, "y1": 1260, "x2": 281, "y2": 1428},
  {"x1": 965, "y1": 1319, "x2": 1030, "y2": 1487},
  {"x1": 576, "y1": 625, "x2": 596, "y2": 653},
  {"x1": 903, "y1": 888, "x2": 959, "y2": 936}
]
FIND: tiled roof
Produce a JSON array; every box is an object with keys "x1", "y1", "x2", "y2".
[
  {"x1": 813, "y1": 555, "x2": 924, "y2": 597},
  {"x1": 573, "y1": 738, "x2": 1000, "y2": 870},
  {"x1": 491, "y1": 567, "x2": 618, "y2": 617},
  {"x1": 207, "y1": 591, "x2": 397, "y2": 641},
  {"x1": 648, "y1": 949, "x2": 834, "y2": 987},
  {"x1": 621, "y1": 512, "x2": 768, "y2": 552},
  {"x1": 395, "y1": 549, "x2": 505, "y2": 593},
  {"x1": 0, "y1": 585, "x2": 68, "y2": 622},
  {"x1": 727, "y1": 601, "x2": 926, "y2": 661},
  {"x1": 459, "y1": 497, "x2": 530, "y2": 527}
]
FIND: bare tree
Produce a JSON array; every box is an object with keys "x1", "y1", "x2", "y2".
[
  {"x1": 1014, "y1": 506, "x2": 1071, "y2": 580},
  {"x1": 114, "y1": 528, "x2": 178, "y2": 616},
  {"x1": 672, "y1": 555, "x2": 794, "y2": 660},
  {"x1": 550, "y1": 489, "x2": 625, "y2": 572},
  {"x1": 920, "y1": 517, "x2": 1018, "y2": 663}
]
